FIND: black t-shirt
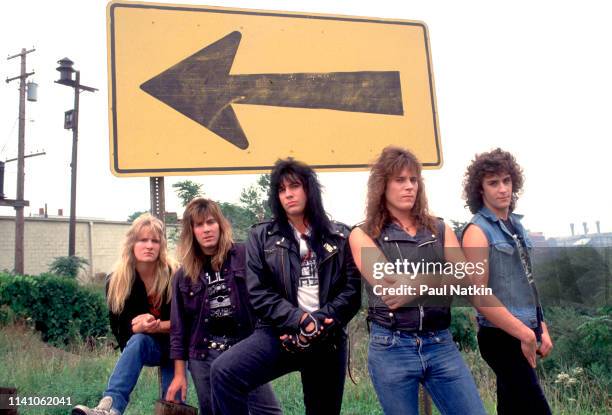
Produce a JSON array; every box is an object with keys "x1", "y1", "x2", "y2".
[
  {"x1": 501, "y1": 218, "x2": 517, "y2": 237},
  {"x1": 203, "y1": 258, "x2": 238, "y2": 337}
]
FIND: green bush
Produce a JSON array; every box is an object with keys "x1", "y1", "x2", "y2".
[
  {"x1": 450, "y1": 307, "x2": 478, "y2": 351},
  {"x1": 48, "y1": 255, "x2": 89, "y2": 279},
  {"x1": 542, "y1": 306, "x2": 611, "y2": 385},
  {"x1": 0, "y1": 272, "x2": 109, "y2": 346}
]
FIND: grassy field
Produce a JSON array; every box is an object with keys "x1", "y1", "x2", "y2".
[{"x1": 0, "y1": 321, "x2": 609, "y2": 414}]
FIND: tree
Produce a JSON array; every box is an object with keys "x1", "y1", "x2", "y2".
[
  {"x1": 217, "y1": 175, "x2": 272, "y2": 241},
  {"x1": 218, "y1": 202, "x2": 252, "y2": 242},
  {"x1": 239, "y1": 174, "x2": 271, "y2": 223},
  {"x1": 534, "y1": 246, "x2": 609, "y2": 308},
  {"x1": 169, "y1": 175, "x2": 269, "y2": 242},
  {"x1": 450, "y1": 220, "x2": 469, "y2": 239},
  {"x1": 127, "y1": 210, "x2": 148, "y2": 223},
  {"x1": 173, "y1": 180, "x2": 203, "y2": 207}
]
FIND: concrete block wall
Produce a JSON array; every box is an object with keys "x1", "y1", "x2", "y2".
[{"x1": 0, "y1": 216, "x2": 178, "y2": 279}]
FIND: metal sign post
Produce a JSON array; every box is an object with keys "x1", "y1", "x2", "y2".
[{"x1": 149, "y1": 176, "x2": 165, "y2": 225}]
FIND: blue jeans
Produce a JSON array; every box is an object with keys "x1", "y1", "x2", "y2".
[
  {"x1": 190, "y1": 348, "x2": 281, "y2": 415},
  {"x1": 368, "y1": 323, "x2": 486, "y2": 415},
  {"x1": 104, "y1": 334, "x2": 177, "y2": 414}
]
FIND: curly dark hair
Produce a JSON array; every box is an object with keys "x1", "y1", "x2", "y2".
[
  {"x1": 268, "y1": 158, "x2": 333, "y2": 240},
  {"x1": 463, "y1": 148, "x2": 524, "y2": 214}
]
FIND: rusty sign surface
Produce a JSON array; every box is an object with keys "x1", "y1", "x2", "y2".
[{"x1": 107, "y1": 1, "x2": 442, "y2": 176}]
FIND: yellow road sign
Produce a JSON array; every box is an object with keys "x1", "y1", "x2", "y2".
[{"x1": 107, "y1": 1, "x2": 442, "y2": 176}]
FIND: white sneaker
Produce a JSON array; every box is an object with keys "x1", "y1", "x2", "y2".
[{"x1": 72, "y1": 396, "x2": 120, "y2": 415}]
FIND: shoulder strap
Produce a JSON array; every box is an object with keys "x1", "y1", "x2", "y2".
[{"x1": 436, "y1": 219, "x2": 446, "y2": 246}]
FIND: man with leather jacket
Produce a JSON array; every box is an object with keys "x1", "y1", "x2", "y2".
[{"x1": 211, "y1": 158, "x2": 361, "y2": 415}]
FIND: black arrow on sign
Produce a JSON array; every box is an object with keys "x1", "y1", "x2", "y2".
[{"x1": 140, "y1": 31, "x2": 403, "y2": 149}]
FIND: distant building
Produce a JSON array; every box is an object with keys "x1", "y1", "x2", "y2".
[
  {"x1": 528, "y1": 232, "x2": 548, "y2": 247},
  {"x1": 547, "y1": 232, "x2": 612, "y2": 248}
]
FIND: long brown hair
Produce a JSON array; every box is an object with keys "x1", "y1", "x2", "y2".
[
  {"x1": 107, "y1": 213, "x2": 176, "y2": 314},
  {"x1": 364, "y1": 146, "x2": 437, "y2": 238},
  {"x1": 178, "y1": 198, "x2": 234, "y2": 282}
]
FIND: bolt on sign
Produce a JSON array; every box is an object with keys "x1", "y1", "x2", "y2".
[{"x1": 107, "y1": 1, "x2": 442, "y2": 176}]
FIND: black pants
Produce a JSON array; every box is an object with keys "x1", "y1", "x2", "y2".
[
  {"x1": 211, "y1": 327, "x2": 348, "y2": 415},
  {"x1": 478, "y1": 327, "x2": 552, "y2": 415}
]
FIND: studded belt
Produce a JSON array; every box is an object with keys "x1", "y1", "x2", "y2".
[{"x1": 206, "y1": 338, "x2": 235, "y2": 352}]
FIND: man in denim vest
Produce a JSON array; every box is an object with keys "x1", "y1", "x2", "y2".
[{"x1": 462, "y1": 148, "x2": 553, "y2": 414}]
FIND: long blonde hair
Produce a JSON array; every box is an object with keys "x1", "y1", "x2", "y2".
[
  {"x1": 107, "y1": 213, "x2": 176, "y2": 314},
  {"x1": 178, "y1": 198, "x2": 234, "y2": 282}
]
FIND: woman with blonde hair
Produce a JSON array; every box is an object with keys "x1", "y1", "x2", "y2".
[
  {"x1": 165, "y1": 198, "x2": 280, "y2": 415},
  {"x1": 73, "y1": 213, "x2": 179, "y2": 415}
]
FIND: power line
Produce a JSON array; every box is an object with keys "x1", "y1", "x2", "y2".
[{"x1": 1, "y1": 116, "x2": 19, "y2": 156}]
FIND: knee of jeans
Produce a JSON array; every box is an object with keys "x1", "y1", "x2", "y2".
[
  {"x1": 210, "y1": 355, "x2": 231, "y2": 383},
  {"x1": 210, "y1": 359, "x2": 227, "y2": 381},
  {"x1": 126, "y1": 333, "x2": 153, "y2": 351}
]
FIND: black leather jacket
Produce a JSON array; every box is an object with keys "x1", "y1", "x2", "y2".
[
  {"x1": 246, "y1": 219, "x2": 361, "y2": 334},
  {"x1": 368, "y1": 219, "x2": 452, "y2": 332}
]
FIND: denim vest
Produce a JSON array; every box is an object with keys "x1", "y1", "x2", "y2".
[
  {"x1": 367, "y1": 220, "x2": 451, "y2": 332},
  {"x1": 470, "y1": 207, "x2": 538, "y2": 329}
]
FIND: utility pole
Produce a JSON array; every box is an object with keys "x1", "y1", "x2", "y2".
[
  {"x1": 4, "y1": 48, "x2": 35, "y2": 274},
  {"x1": 55, "y1": 58, "x2": 97, "y2": 257},
  {"x1": 68, "y1": 70, "x2": 81, "y2": 257}
]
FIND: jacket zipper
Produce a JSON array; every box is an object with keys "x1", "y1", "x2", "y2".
[
  {"x1": 419, "y1": 306, "x2": 424, "y2": 331},
  {"x1": 417, "y1": 240, "x2": 435, "y2": 247},
  {"x1": 415, "y1": 240, "x2": 436, "y2": 327},
  {"x1": 394, "y1": 241, "x2": 424, "y2": 331},
  {"x1": 280, "y1": 239, "x2": 290, "y2": 300},
  {"x1": 317, "y1": 248, "x2": 338, "y2": 271}
]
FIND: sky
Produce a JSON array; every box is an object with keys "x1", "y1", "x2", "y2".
[{"x1": 1, "y1": 0, "x2": 611, "y2": 238}]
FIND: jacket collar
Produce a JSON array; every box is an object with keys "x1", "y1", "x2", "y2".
[
  {"x1": 478, "y1": 206, "x2": 524, "y2": 223},
  {"x1": 380, "y1": 222, "x2": 435, "y2": 243},
  {"x1": 265, "y1": 218, "x2": 347, "y2": 240},
  {"x1": 194, "y1": 245, "x2": 236, "y2": 283},
  {"x1": 265, "y1": 220, "x2": 284, "y2": 236},
  {"x1": 266, "y1": 218, "x2": 345, "y2": 258}
]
